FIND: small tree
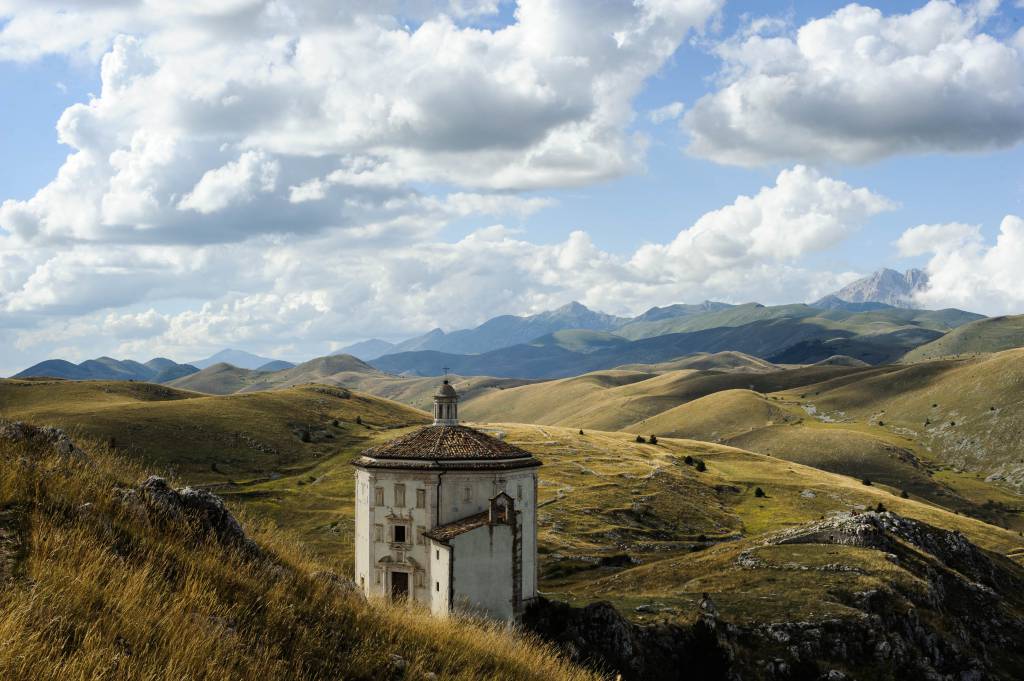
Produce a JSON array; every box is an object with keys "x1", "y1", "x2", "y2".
[
  {"x1": 108, "y1": 436, "x2": 117, "y2": 450},
  {"x1": 862, "y1": 478, "x2": 872, "y2": 486},
  {"x1": 649, "y1": 435, "x2": 658, "y2": 445},
  {"x1": 695, "y1": 459, "x2": 707, "y2": 472},
  {"x1": 875, "y1": 502, "x2": 887, "y2": 513},
  {"x1": 300, "y1": 429, "x2": 312, "y2": 443},
  {"x1": 754, "y1": 487, "x2": 766, "y2": 498},
  {"x1": 900, "y1": 489, "x2": 910, "y2": 499},
  {"x1": 355, "y1": 415, "x2": 362, "y2": 425},
  {"x1": 684, "y1": 455, "x2": 694, "y2": 466},
  {"x1": 579, "y1": 429, "x2": 584, "y2": 435},
  {"x1": 332, "y1": 418, "x2": 340, "y2": 427},
  {"x1": 635, "y1": 435, "x2": 646, "y2": 443}
]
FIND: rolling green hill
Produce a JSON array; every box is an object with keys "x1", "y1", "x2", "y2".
[
  {"x1": 461, "y1": 364, "x2": 873, "y2": 431},
  {"x1": 902, "y1": 314, "x2": 1024, "y2": 362},
  {"x1": 0, "y1": 378, "x2": 427, "y2": 484}
]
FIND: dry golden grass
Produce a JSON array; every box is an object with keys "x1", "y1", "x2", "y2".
[{"x1": 0, "y1": 434, "x2": 601, "y2": 681}]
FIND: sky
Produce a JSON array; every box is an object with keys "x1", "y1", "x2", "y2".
[{"x1": 1, "y1": 0, "x2": 1024, "y2": 374}]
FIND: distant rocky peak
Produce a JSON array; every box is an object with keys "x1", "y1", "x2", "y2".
[{"x1": 825, "y1": 268, "x2": 930, "y2": 309}]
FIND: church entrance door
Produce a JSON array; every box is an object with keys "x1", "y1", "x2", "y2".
[{"x1": 391, "y1": 571, "x2": 409, "y2": 601}]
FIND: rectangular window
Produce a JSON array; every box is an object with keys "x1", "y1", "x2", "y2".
[
  {"x1": 373, "y1": 524, "x2": 383, "y2": 542},
  {"x1": 415, "y1": 572, "x2": 424, "y2": 588},
  {"x1": 516, "y1": 484, "x2": 523, "y2": 500},
  {"x1": 374, "y1": 570, "x2": 381, "y2": 585},
  {"x1": 436, "y1": 549, "x2": 440, "y2": 560},
  {"x1": 416, "y1": 488, "x2": 426, "y2": 508},
  {"x1": 374, "y1": 487, "x2": 384, "y2": 506},
  {"x1": 436, "y1": 581, "x2": 440, "y2": 592},
  {"x1": 394, "y1": 483, "x2": 406, "y2": 507},
  {"x1": 463, "y1": 486, "x2": 472, "y2": 502},
  {"x1": 393, "y1": 525, "x2": 407, "y2": 544},
  {"x1": 416, "y1": 525, "x2": 425, "y2": 545}
]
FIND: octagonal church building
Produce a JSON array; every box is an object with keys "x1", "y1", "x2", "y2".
[{"x1": 352, "y1": 379, "x2": 541, "y2": 621}]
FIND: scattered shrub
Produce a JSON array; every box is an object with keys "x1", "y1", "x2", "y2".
[
  {"x1": 635, "y1": 435, "x2": 646, "y2": 443},
  {"x1": 332, "y1": 419, "x2": 339, "y2": 427},
  {"x1": 697, "y1": 534, "x2": 708, "y2": 543},
  {"x1": 695, "y1": 460, "x2": 707, "y2": 473},
  {"x1": 875, "y1": 502, "x2": 887, "y2": 513},
  {"x1": 108, "y1": 436, "x2": 117, "y2": 450},
  {"x1": 950, "y1": 421, "x2": 956, "y2": 427},
  {"x1": 862, "y1": 478, "x2": 872, "y2": 486},
  {"x1": 754, "y1": 487, "x2": 765, "y2": 498},
  {"x1": 355, "y1": 416, "x2": 362, "y2": 425},
  {"x1": 684, "y1": 455, "x2": 694, "y2": 466},
  {"x1": 900, "y1": 490, "x2": 910, "y2": 499},
  {"x1": 300, "y1": 429, "x2": 311, "y2": 443},
  {"x1": 579, "y1": 429, "x2": 584, "y2": 436},
  {"x1": 648, "y1": 435, "x2": 658, "y2": 445}
]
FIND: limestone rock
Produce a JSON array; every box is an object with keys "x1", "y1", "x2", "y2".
[{"x1": 117, "y1": 476, "x2": 257, "y2": 556}]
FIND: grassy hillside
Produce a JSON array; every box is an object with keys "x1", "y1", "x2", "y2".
[
  {"x1": 461, "y1": 365, "x2": 872, "y2": 431},
  {"x1": 613, "y1": 351, "x2": 779, "y2": 374},
  {"x1": 902, "y1": 314, "x2": 1024, "y2": 362},
  {"x1": 614, "y1": 303, "x2": 980, "y2": 341},
  {"x1": 786, "y1": 349, "x2": 1024, "y2": 491},
  {"x1": 0, "y1": 378, "x2": 427, "y2": 485},
  {"x1": 0, "y1": 429, "x2": 596, "y2": 681}
]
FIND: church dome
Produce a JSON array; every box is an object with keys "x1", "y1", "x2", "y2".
[{"x1": 352, "y1": 424, "x2": 541, "y2": 471}]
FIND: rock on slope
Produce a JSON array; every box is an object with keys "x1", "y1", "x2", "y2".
[{"x1": 527, "y1": 511, "x2": 1024, "y2": 681}]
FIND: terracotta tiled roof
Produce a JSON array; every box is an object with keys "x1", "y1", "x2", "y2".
[
  {"x1": 359, "y1": 425, "x2": 537, "y2": 461},
  {"x1": 422, "y1": 511, "x2": 490, "y2": 542}
]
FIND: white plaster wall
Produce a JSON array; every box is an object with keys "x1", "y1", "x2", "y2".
[
  {"x1": 450, "y1": 524, "x2": 516, "y2": 620},
  {"x1": 428, "y1": 540, "x2": 451, "y2": 616}
]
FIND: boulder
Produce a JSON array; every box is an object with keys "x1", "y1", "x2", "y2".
[
  {"x1": 0, "y1": 420, "x2": 89, "y2": 461},
  {"x1": 117, "y1": 476, "x2": 257, "y2": 556}
]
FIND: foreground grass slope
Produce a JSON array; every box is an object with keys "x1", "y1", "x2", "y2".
[{"x1": 0, "y1": 429, "x2": 597, "y2": 681}]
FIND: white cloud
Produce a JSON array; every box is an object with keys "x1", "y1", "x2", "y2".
[
  {"x1": 1, "y1": 166, "x2": 891, "y2": 372},
  {"x1": 0, "y1": 0, "x2": 724, "y2": 252},
  {"x1": 648, "y1": 101, "x2": 685, "y2": 124},
  {"x1": 685, "y1": 1, "x2": 1024, "y2": 165},
  {"x1": 900, "y1": 215, "x2": 1024, "y2": 313},
  {"x1": 178, "y1": 150, "x2": 280, "y2": 215}
]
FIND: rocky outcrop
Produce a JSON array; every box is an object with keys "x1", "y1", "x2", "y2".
[
  {"x1": 528, "y1": 512, "x2": 1024, "y2": 681},
  {"x1": 116, "y1": 476, "x2": 258, "y2": 556},
  {"x1": 0, "y1": 420, "x2": 89, "y2": 461},
  {"x1": 524, "y1": 597, "x2": 730, "y2": 681}
]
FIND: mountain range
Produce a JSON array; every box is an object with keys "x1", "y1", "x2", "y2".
[{"x1": 13, "y1": 268, "x2": 1020, "y2": 383}]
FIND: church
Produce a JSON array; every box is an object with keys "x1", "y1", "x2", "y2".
[{"x1": 352, "y1": 379, "x2": 542, "y2": 621}]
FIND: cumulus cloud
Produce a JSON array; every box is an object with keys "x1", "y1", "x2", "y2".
[
  {"x1": 900, "y1": 215, "x2": 1024, "y2": 313},
  {"x1": 1, "y1": 166, "x2": 890, "y2": 371},
  {"x1": 685, "y1": 1, "x2": 1024, "y2": 165},
  {"x1": 0, "y1": 0, "x2": 724, "y2": 251}
]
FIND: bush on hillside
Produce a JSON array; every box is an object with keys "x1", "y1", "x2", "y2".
[
  {"x1": 862, "y1": 478, "x2": 872, "y2": 486},
  {"x1": 695, "y1": 460, "x2": 707, "y2": 472},
  {"x1": 648, "y1": 435, "x2": 658, "y2": 445},
  {"x1": 754, "y1": 487, "x2": 766, "y2": 498},
  {"x1": 635, "y1": 435, "x2": 646, "y2": 443}
]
